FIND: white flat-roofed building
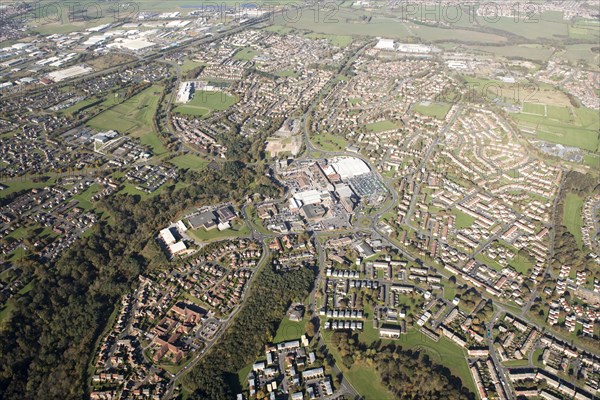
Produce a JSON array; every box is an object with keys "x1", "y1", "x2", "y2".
[
  {"x1": 375, "y1": 38, "x2": 395, "y2": 50},
  {"x1": 331, "y1": 157, "x2": 370, "y2": 179},
  {"x1": 159, "y1": 228, "x2": 176, "y2": 245}
]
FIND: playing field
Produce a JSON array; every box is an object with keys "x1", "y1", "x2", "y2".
[
  {"x1": 273, "y1": 316, "x2": 304, "y2": 342},
  {"x1": 169, "y1": 154, "x2": 209, "y2": 170},
  {"x1": 513, "y1": 109, "x2": 600, "y2": 152},
  {"x1": 233, "y1": 47, "x2": 258, "y2": 61},
  {"x1": 414, "y1": 102, "x2": 452, "y2": 119},
  {"x1": 87, "y1": 85, "x2": 167, "y2": 154},
  {"x1": 366, "y1": 120, "x2": 399, "y2": 133},
  {"x1": 173, "y1": 91, "x2": 237, "y2": 117}
]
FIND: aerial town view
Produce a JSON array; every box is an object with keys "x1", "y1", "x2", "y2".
[{"x1": 0, "y1": 0, "x2": 599, "y2": 399}]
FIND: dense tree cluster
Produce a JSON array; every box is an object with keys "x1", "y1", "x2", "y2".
[
  {"x1": 0, "y1": 164, "x2": 278, "y2": 399},
  {"x1": 330, "y1": 332, "x2": 475, "y2": 400},
  {"x1": 182, "y1": 264, "x2": 316, "y2": 399}
]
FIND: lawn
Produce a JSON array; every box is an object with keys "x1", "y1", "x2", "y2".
[
  {"x1": 139, "y1": 131, "x2": 168, "y2": 155},
  {"x1": 475, "y1": 254, "x2": 504, "y2": 273},
  {"x1": 453, "y1": 209, "x2": 476, "y2": 229},
  {"x1": 189, "y1": 220, "x2": 250, "y2": 242},
  {"x1": 414, "y1": 102, "x2": 452, "y2": 119},
  {"x1": 275, "y1": 69, "x2": 299, "y2": 78},
  {"x1": 233, "y1": 47, "x2": 257, "y2": 61},
  {"x1": 73, "y1": 183, "x2": 100, "y2": 210},
  {"x1": 344, "y1": 364, "x2": 395, "y2": 400},
  {"x1": 173, "y1": 91, "x2": 237, "y2": 117},
  {"x1": 170, "y1": 154, "x2": 209, "y2": 170},
  {"x1": 562, "y1": 193, "x2": 584, "y2": 248},
  {"x1": 366, "y1": 120, "x2": 399, "y2": 133},
  {"x1": 509, "y1": 255, "x2": 534, "y2": 275},
  {"x1": 522, "y1": 102, "x2": 546, "y2": 116},
  {"x1": 87, "y1": 85, "x2": 167, "y2": 154},
  {"x1": 273, "y1": 316, "x2": 304, "y2": 342},
  {"x1": 312, "y1": 133, "x2": 348, "y2": 152},
  {"x1": 512, "y1": 112, "x2": 600, "y2": 152}
]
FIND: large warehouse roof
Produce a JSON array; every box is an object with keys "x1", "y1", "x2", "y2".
[{"x1": 331, "y1": 157, "x2": 370, "y2": 179}]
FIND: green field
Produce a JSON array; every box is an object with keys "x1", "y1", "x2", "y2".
[
  {"x1": 233, "y1": 47, "x2": 258, "y2": 61},
  {"x1": 312, "y1": 133, "x2": 348, "y2": 151},
  {"x1": 73, "y1": 183, "x2": 100, "y2": 210},
  {"x1": 272, "y1": 8, "x2": 412, "y2": 38},
  {"x1": 263, "y1": 25, "x2": 295, "y2": 35},
  {"x1": 273, "y1": 316, "x2": 304, "y2": 342},
  {"x1": 468, "y1": 44, "x2": 554, "y2": 62},
  {"x1": 522, "y1": 102, "x2": 546, "y2": 116},
  {"x1": 0, "y1": 178, "x2": 56, "y2": 199},
  {"x1": 414, "y1": 102, "x2": 452, "y2": 119},
  {"x1": 87, "y1": 85, "x2": 166, "y2": 154},
  {"x1": 561, "y1": 44, "x2": 600, "y2": 67},
  {"x1": 475, "y1": 14, "x2": 568, "y2": 40},
  {"x1": 275, "y1": 69, "x2": 299, "y2": 78},
  {"x1": 169, "y1": 154, "x2": 209, "y2": 170},
  {"x1": 562, "y1": 193, "x2": 584, "y2": 248},
  {"x1": 513, "y1": 105, "x2": 600, "y2": 152},
  {"x1": 366, "y1": 120, "x2": 399, "y2": 133},
  {"x1": 305, "y1": 33, "x2": 352, "y2": 47},
  {"x1": 173, "y1": 91, "x2": 237, "y2": 117},
  {"x1": 344, "y1": 364, "x2": 395, "y2": 400},
  {"x1": 453, "y1": 210, "x2": 476, "y2": 229}
]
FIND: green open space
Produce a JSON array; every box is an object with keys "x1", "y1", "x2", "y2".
[
  {"x1": 467, "y1": 44, "x2": 554, "y2": 62},
  {"x1": 414, "y1": 102, "x2": 452, "y2": 119},
  {"x1": 233, "y1": 47, "x2": 258, "y2": 61},
  {"x1": 522, "y1": 102, "x2": 546, "y2": 116},
  {"x1": 475, "y1": 253, "x2": 504, "y2": 273},
  {"x1": 0, "y1": 178, "x2": 56, "y2": 199},
  {"x1": 312, "y1": 133, "x2": 348, "y2": 151},
  {"x1": 263, "y1": 25, "x2": 295, "y2": 35},
  {"x1": 87, "y1": 85, "x2": 167, "y2": 154},
  {"x1": 173, "y1": 91, "x2": 237, "y2": 117},
  {"x1": 512, "y1": 110, "x2": 600, "y2": 152},
  {"x1": 562, "y1": 193, "x2": 584, "y2": 248},
  {"x1": 273, "y1": 316, "x2": 304, "y2": 342},
  {"x1": 475, "y1": 14, "x2": 568, "y2": 40},
  {"x1": 169, "y1": 154, "x2": 209, "y2": 170},
  {"x1": 561, "y1": 44, "x2": 600, "y2": 66},
  {"x1": 366, "y1": 120, "x2": 399, "y2": 133},
  {"x1": 72, "y1": 183, "x2": 100, "y2": 211},
  {"x1": 452, "y1": 209, "x2": 476, "y2": 229},
  {"x1": 304, "y1": 33, "x2": 352, "y2": 47},
  {"x1": 275, "y1": 69, "x2": 299, "y2": 78}
]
